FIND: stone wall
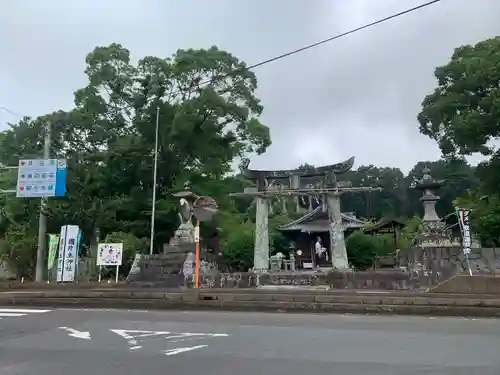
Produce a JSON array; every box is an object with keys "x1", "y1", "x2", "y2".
[
  {"x1": 197, "y1": 270, "x2": 428, "y2": 290},
  {"x1": 398, "y1": 247, "x2": 500, "y2": 277},
  {"x1": 127, "y1": 260, "x2": 429, "y2": 290},
  {"x1": 126, "y1": 251, "x2": 218, "y2": 287},
  {"x1": 127, "y1": 253, "x2": 188, "y2": 287},
  {"x1": 126, "y1": 247, "x2": 500, "y2": 290}
]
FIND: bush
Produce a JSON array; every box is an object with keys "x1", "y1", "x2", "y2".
[
  {"x1": 103, "y1": 231, "x2": 149, "y2": 276},
  {"x1": 346, "y1": 231, "x2": 396, "y2": 269}
]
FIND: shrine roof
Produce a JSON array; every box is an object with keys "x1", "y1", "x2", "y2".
[
  {"x1": 242, "y1": 156, "x2": 355, "y2": 181},
  {"x1": 363, "y1": 216, "x2": 406, "y2": 234},
  {"x1": 278, "y1": 206, "x2": 367, "y2": 232}
]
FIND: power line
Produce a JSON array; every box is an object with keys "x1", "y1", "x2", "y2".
[
  {"x1": 3, "y1": 0, "x2": 441, "y2": 117},
  {"x1": 0, "y1": 106, "x2": 24, "y2": 118},
  {"x1": 117, "y1": 0, "x2": 440, "y2": 111},
  {"x1": 243, "y1": 0, "x2": 441, "y2": 71}
]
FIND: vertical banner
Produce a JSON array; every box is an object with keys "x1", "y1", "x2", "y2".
[
  {"x1": 75, "y1": 228, "x2": 83, "y2": 277},
  {"x1": 76, "y1": 229, "x2": 83, "y2": 256},
  {"x1": 56, "y1": 225, "x2": 80, "y2": 282},
  {"x1": 56, "y1": 226, "x2": 67, "y2": 282},
  {"x1": 457, "y1": 208, "x2": 473, "y2": 276},
  {"x1": 47, "y1": 234, "x2": 59, "y2": 270}
]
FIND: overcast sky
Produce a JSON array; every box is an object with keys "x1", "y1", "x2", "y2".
[{"x1": 1, "y1": 0, "x2": 499, "y2": 173}]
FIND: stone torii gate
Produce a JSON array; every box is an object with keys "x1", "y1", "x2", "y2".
[{"x1": 230, "y1": 157, "x2": 381, "y2": 271}]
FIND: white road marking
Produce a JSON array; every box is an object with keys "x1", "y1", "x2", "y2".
[
  {"x1": 110, "y1": 329, "x2": 140, "y2": 346},
  {"x1": 165, "y1": 333, "x2": 228, "y2": 342},
  {"x1": 0, "y1": 309, "x2": 50, "y2": 313},
  {"x1": 164, "y1": 345, "x2": 208, "y2": 356},
  {"x1": 110, "y1": 329, "x2": 229, "y2": 351},
  {"x1": 59, "y1": 327, "x2": 92, "y2": 340},
  {"x1": 0, "y1": 313, "x2": 26, "y2": 317},
  {"x1": 0, "y1": 308, "x2": 50, "y2": 319},
  {"x1": 58, "y1": 308, "x2": 151, "y2": 313}
]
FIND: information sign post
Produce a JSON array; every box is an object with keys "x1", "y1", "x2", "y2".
[
  {"x1": 16, "y1": 158, "x2": 67, "y2": 198},
  {"x1": 97, "y1": 243, "x2": 124, "y2": 283}
]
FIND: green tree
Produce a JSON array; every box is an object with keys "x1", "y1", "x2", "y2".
[
  {"x1": 454, "y1": 193, "x2": 500, "y2": 247},
  {"x1": 346, "y1": 231, "x2": 397, "y2": 269},
  {"x1": 0, "y1": 43, "x2": 271, "y2": 273},
  {"x1": 78, "y1": 43, "x2": 270, "y2": 247},
  {"x1": 399, "y1": 215, "x2": 422, "y2": 247},
  {"x1": 345, "y1": 231, "x2": 378, "y2": 269},
  {"x1": 405, "y1": 159, "x2": 478, "y2": 219},
  {"x1": 417, "y1": 36, "x2": 500, "y2": 246},
  {"x1": 218, "y1": 217, "x2": 254, "y2": 272},
  {"x1": 103, "y1": 231, "x2": 149, "y2": 275},
  {"x1": 418, "y1": 37, "x2": 500, "y2": 176},
  {"x1": 0, "y1": 169, "x2": 40, "y2": 277},
  {"x1": 343, "y1": 165, "x2": 406, "y2": 219}
]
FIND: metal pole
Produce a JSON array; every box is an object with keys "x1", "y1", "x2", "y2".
[
  {"x1": 149, "y1": 106, "x2": 160, "y2": 255},
  {"x1": 465, "y1": 253, "x2": 473, "y2": 276},
  {"x1": 35, "y1": 121, "x2": 51, "y2": 282},
  {"x1": 194, "y1": 219, "x2": 200, "y2": 288}
]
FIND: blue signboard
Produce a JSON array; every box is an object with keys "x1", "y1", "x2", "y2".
[{"x1": 16, "y1": 158, "x2": 67, "y2": 198}]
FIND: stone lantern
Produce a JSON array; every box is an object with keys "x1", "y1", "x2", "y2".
[
  {"x1": 414, "y1": 167, "x2": 453, "y2": 247},
  {"x1": 416, "y1": 166, "x2": 444, "y2": 222}
]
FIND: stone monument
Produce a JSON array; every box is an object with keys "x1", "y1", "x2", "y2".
[
  {"x1": 230, "y1": 157, "x2": 381, "y2": 271},
  {"x1": 126, "y1": 189, "x2": 219, "y2": 286},
  {"x1": 413, "y1": 167, "x2": 455, "y2": 247}
]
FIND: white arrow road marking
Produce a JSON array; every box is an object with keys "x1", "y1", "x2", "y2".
[
  {"x1": 110, "y1": 329, "x2": 171, "y2": 347},
  {"x1": 59, "y1": 327, "x2": 91, "y2": 340},
  {"x1": 110, "y1": 330, "x2": 229, "y2": 351},
  {"x1": 164, "y1": 345, "x2": 208, "y2": 356}
]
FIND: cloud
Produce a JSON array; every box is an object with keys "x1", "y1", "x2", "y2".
[{"x1": 1, "y1": 0, "x2": 499, "y2": 172}]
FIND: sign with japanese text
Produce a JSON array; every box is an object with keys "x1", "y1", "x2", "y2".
[
  {"x1": 56, "y1": 226, "x2": 66, "y2": 281},
  {"x1": 16, "y1": 158, "x2": 67, "y2": 198},
  {"x1": 56, "y1": 225, "x2": 79, "y2": 282},
  {"x1": 457, "y1": 208, "x2": 472, "y2": 255},
  {"x1": 97, "y1": 243, "x2": 123, "y2": 266}
]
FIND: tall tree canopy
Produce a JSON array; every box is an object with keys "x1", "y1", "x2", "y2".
[
  {"x1": 417, "y1": 36, "x2": 500, "y2": 243},
  {"x1": 0, "y1": 43, "x2": 271, "y2": 276},
  {"x1": 418, "y1": 36, "x2": 500, "y2": 158}
]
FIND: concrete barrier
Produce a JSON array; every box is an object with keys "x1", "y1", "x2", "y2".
[
  {"x1": 2, "y1": 286, "x2": 500, "y2": 298},
  {"x1": 1, "y1": 289, "x2": 500, "y2": 317},
  {"x1": 431, "y1": 275, "x2": 500, "y2": 294}
]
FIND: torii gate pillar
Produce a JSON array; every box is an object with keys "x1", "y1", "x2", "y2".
[
  {"x1": 254, "y1": 194, "x2": 269, "y2": 271},
  {"x1": 325, "y1": 193, "x2": 349, "y2": 269}
]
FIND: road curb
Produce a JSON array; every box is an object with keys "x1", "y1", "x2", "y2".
[{"x1": 1, "y1": 293, "x2": 500, "y2": 317}]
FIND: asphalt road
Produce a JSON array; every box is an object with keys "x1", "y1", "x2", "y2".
[{"x1": 0, "y1": 307, "x2": 499, "y2": 374}]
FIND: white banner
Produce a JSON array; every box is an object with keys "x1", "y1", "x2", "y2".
[
  {"x1": 56, "y1": 226, "x2": 66, "y2": 282},
  {"x1": 56, "y1": 225, "x2": 79, "y2": 282},
  {"x1": 457, "y1": 209, "x2": 472, "y2": 255},
  {"x1": 97, "y1": 243, "x2": 123, "y2": 266}
]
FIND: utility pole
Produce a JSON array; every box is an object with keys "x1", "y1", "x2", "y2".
[
  {"x1": 149, "y1": 106, "x2": 160, "y2": 255},
  {"x1": 35, "y1": 121, "x2": 51, "y2": 282}
]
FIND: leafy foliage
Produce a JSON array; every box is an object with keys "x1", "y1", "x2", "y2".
[
  {"x1": 418, "y1": 37, "x2": 500, "y2": 158},
  {"x1": 418, "y1": 36, "x2": 500, "y2": 245},
  {"x1": 0, "y1": 43, "x2": 271, "y2": 276}
]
